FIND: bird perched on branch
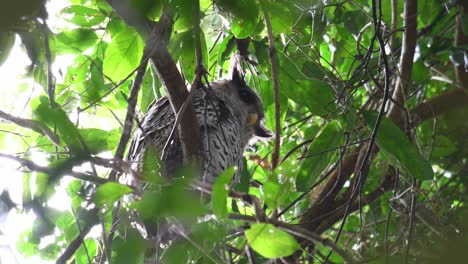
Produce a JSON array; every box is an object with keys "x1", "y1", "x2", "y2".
[{"x1": 127, "y1": 65, "x2": 272, "y2": 188}]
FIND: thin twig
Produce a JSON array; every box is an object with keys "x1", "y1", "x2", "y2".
[
  {"x1": 0, "y1": 152, "x2": 109, "y2": 184},
  {"x1": 0, "y1": 110, "x2": 60, "y2": 146},
  {"x1": 108, "y1": 59, "x2": 148, "y2": 181},
  {"x1": 259, "y1": 0, "x2": 281, "y2": 169},
  {"x1": 56, "y1": 209, "x2": 99, "y2": 264},
  {"x1": 43, "y1": 20, "x2": 56, "y2": 106}
]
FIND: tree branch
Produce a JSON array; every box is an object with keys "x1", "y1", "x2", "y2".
[
  {"x1": 147, "y1": 10, "x2": 201, "y2": 163},
  {"x1": 0, "y1": 153, "x2": 109, "y2": 184},
  {"x1": 455, "y1": 0, "x2": 468, "y2": 89},
  {"x1": 387, "y1": 0, "x2": 418, "y2": 126},
  {"x1": 259, "y1": 0, "x2": 281, "y2": 169},
  {"x1": 410, "y1": 88, "x2": 468, "y2": 126},
  {"x1": 109, "y1": 59, "x2": 148, "y2": 181},
  {"x1": 0, "y1": 109, "x2": 60, "y2": 146}
]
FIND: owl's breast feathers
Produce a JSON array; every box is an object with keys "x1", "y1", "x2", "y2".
[{"x1": 127, "y1": 79, "x2": 271, "y2": 185}]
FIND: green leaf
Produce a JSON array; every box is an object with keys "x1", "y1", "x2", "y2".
[
  {"x1": 75, "y1": 239, "x2": 97, "y2": 264},
  {"x1": 362, "y1": 111, "x2": 434, "y2": 180},
  {"x1": 296, "y1": 120, "x2": 342, "y2": 191},
  {"x1": 79, "y1": 128, "x2": 120, "y2": 154},
  {"x1": 103, "y1": 27, "x2": 144, "y2": 81},
  {"x1": 216, "y1": 0, "x2": 259, "y2": 38},
  {"x1": 212, "y1": 167, "x2": 236, "y2": 219},
  {"x1": 111, "y1": 229, "x2": 145, "y2": 264},
  {"x1": 140, "y1": 67, "x2": 157, "y2": 113},
  {"x1": 217, "y1": 34, "x2": 235, "y2": 66},
  {"x1": 412, "y1": 60, "x2": 430, "y2": 83},
  {"x1": 277, "y1": 52, "x2": 335, "y2": 115},
  {"x1": 93, "y1": 182, "x2": 133, "y2": 208},
  {"x1": 172, "y1": 0, "x2": 195, "y2": 31},
  {"x1": 232, "y1": 15, "x2": 258, "y2": 39},
  {"x1": 235, "y1": 158, "x2": 251, "y2": 193},
  {"x1": 31, "y1": 96, "x2": 83, "y2": 153},
  {"x1": 55, "y1": 28, "x2": 98, "y2": 54},
  {"x1": 262, "y1": 181, "x2": 288, "y2": 209},
  {"x1": 245, "y1": 223, "x2": 300, "y2": 258},
  {"x1": 61, "y1": 5, "x2": 106, "y2": 27},
  {"x1": 132, "y1": 179, "x2": 206, "y2": 219},
  {"x1": 265, "y1": 3, "x2": 296, "y2": 34}
]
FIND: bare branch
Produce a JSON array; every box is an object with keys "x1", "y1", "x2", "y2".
[
  {"x1": 454, "y1": 0, "x2": 468, "y2": 89},
  {"x1": 108, "y1": 59, "x2": 148, "y2": 181},
  {"x1": 259, "y1": 0, "x2": 281, "y2": 169},
  {"x1": 56, "y1": 209, "x2": 99, "y2": 264},
  {"x1": 387, "y1": 0, "x2": 418, "y2": 126},
  {"x1": 147, "y1": 10, "x2": 202, "y2": 163},
  {"x1": 0, "y1": 109, "x2": 60, "y2": 146},
  {"x1": 410, "y1": 88, "x2": 468, "y2": 126},
  {"x1": 0, "y1": 153, "x2": 109, "y2": 184},
  {"x1": 43, "y1": 20, "x2": 56, "y2": 106},
  {"x1": 389, "y1": 0, "x2": 398, "y2": 52}
]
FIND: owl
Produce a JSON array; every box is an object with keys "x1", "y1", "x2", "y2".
[{"x1": 127, "y1": 66, "x2": 272, "y2": 188}]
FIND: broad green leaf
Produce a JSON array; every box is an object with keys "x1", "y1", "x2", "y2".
[
  {"x1": 55, "y1": 28, "x2": 98, "y2": 54},
  {"x1": 301, "y1": 61, "x2": 325, "y2": 80},
  {"x1": 61, "y1": 5, "x2": 106, "y2": 27},
  {"x1": 212, "y1": 167, "x2": 236, "y2": 219},
  {"x1": 162, "y1": 241, "x2": 191, "y2": 263},
  {"x1": 172, "y1": 0, "x2": 194, "y2": 31},
  {"x1": 32, "y1": 96, "x2": 83, "y2": 153},
  {"x1": 265, "y1": 3, "x2": 296, "y2": 34},
  {"x1": 93, "y1": 182, "x2": 133, "y2": 208},
  {"x1": 111, "y1": 229, "x2": 145, "y2": 264},
  {"x1": 296, "y1": 120, "x2": 342, "y2": 191},
  {"x1": 412, "y1": 60, "x2": 430, "y2": 83},
  {"x1": 140, "y1": 67, "x2": 157, "y2": 113},
  {"x1": 66, "y1": 180, "x2": 83, "y2": 209},
  {"x1": 232, "y1": 16, "x2": 258, "y2": 39},
  {"x1": 362, "y1": 111, "x2": 434, "y2": 180},
  {"x1": 169, "y1": 30, "x2": 208, "y2": 82},
  {"x1": 235, "y1": 158, "x2": 251, "y2": 193},
  {"x1": 262, "y1": 181, "x2": 288, "y2": 209},
  {"x1": 141, "y1": 148, "x2": 163, "y2": 184},
  {"x1": 277, "y1": 52, "x2": 335, "y2": 116},
  {"x1": 79, "y1": 128, "x2": 120, "y2": 154},
  {"x1": 245, "y1": 223, "x2": 300, "y2": 258},
  {"x1": 132, "y1": 179, "x2": 206, "y2": 219},
  {"x1": 342, "y1": 10, "x2": 367, "y2": 35},
  {"x1": 217, "y1": 34, "x2": 235, "y2": 66},
  {"x1": 103, "y1": 27, "x2": 144, "y2": 82},
  {"x1": 53, "y1": 211, "x2": 74, "y2": 231},
  {"x1": 75, "y1": 239, "x2": 97, "y2": 264},
  {"x1": 216, "y1": 0, "x2": 259, "y2": 38}
]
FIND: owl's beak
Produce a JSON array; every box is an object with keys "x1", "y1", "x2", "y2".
[{"x1": 247, "y1": 113, "x2": 258, "y2": 127}]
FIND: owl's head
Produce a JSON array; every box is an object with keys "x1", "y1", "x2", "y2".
[{"x1": 212, "y1": 66, "x2": 272, "y2": 139}]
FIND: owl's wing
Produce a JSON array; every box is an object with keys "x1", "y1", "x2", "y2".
[{"x1": 127, "y1": 96, "x2": 174, "y2": 164}]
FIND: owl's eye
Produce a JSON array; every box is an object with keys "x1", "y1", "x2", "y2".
[{"x1": 239, "y1": 89, "x2": 255, "y2": 104}]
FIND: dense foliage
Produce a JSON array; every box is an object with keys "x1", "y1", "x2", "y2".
[{"x1": 1, "y1": 0, "x2": 468, "y2": 263}]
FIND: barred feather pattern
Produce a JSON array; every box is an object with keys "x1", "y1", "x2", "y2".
[{"x1": 127, "y1": 78, "x2": 270, "y2": 187}]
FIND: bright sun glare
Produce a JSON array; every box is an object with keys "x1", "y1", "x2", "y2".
[{"x1": 0, "y1": 1, "x2": 72, "y2": 263}]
